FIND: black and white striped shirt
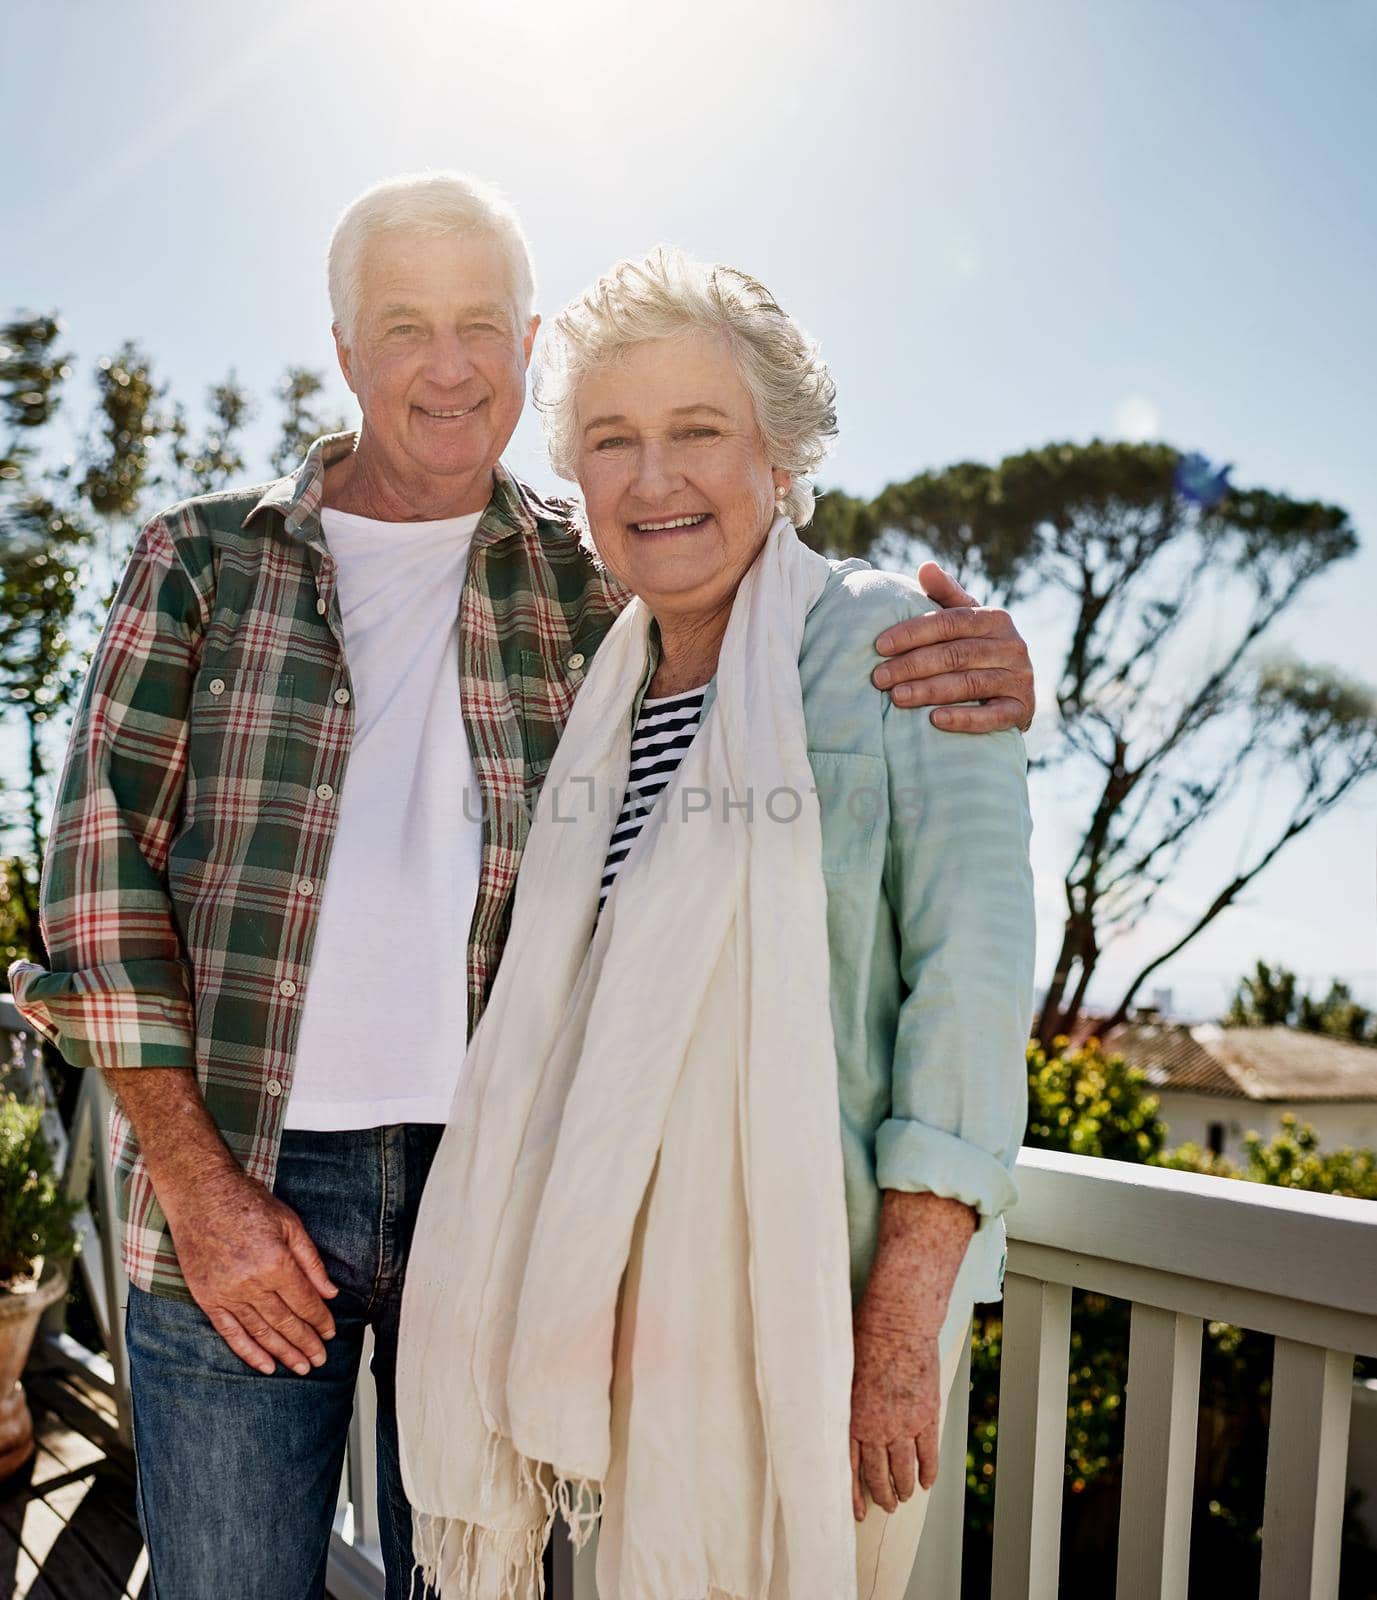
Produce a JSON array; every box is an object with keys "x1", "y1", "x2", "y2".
[{"x1": 599, "y1": 687, "x2": 706, "y2": 912}]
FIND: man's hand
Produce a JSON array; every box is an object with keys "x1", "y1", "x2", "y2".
[
  {"x1": 163, "y1": 1166, "x2": 339, "y2": 1377},
  {"x1": 101, "y1": 1066, "x2": 339, "y2": 1378},
  {"x1": 850, "y1": 1303, "x2": 943, "y2": 1521},
  {"x1": 873, "y1": 561, "x2": 1035, "y2": 734}
]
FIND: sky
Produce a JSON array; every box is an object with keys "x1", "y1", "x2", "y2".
[{"x1": 3, "y1": 0, "x2": 1375, "y2": 1019}]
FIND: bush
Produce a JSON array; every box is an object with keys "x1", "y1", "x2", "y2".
[{"x1": 0, "y1": 1086, "x2": 79, "y2": 1288}]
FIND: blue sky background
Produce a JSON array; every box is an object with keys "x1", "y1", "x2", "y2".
[{"x1": 4, "y1": 0, "x2": 1374, "y2": 1018}]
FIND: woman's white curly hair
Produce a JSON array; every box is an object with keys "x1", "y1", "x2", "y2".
[{"x1": 535, "y1": 247, "x2": 838, "y2": 527}]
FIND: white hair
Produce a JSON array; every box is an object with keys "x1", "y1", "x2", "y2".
[
  {"x1": 535, "y1": 247, "x2": 838, "y2": 527},
  {"x1": 327, "y1": 171, "x2": 537, "y2": 342}
]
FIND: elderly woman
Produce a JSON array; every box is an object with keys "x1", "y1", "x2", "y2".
[{"x1": 397, "y1": 250, "x2": 1035, "y2": 1600}]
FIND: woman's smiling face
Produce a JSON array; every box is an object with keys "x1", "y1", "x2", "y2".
[{"x1": 574, "y1": 333, "x2": 790, "y2": 622}]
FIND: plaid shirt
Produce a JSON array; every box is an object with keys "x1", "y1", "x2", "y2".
[{"x1": 9, "y1": 433, "x2": 628, "y2": 1296}]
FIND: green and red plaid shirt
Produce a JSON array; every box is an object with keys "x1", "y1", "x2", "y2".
[{"x1": 9, "y1": 433, "x2": 628, "y2": 1297}]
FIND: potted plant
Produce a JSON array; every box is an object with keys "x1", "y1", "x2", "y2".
[{"x1": 0, "y1": 1085, "x2": 78, "y2": 1480}]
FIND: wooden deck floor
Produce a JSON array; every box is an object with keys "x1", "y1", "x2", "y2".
[
  {"x1": 0, "y1": 1361, "x2": 351, "y2": 1599},
  {"x1": 0, "y1": 1366, "x2": 147, "y2": 1600}
]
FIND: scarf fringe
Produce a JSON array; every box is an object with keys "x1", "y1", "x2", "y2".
[
  {"x1": 412, "y1": 1442, "x2": 601, "y2": 1599},
  {"x1": 480, "y1": 1426, "x2": 502, "y2": 1510},
  {"x1": 552, "y1": 1472, "x2": 603, "y2": 1551},
  {"x1": 411, "y1": 1509, "x2": 547, "y2": 1600}
]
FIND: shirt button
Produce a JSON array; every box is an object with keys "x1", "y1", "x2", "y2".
[
  {"x1": 266, "y1": 1079, "x2": 283, "y2": 1098},
  {"x1": 316, "y1": 597, "x2": 328, "y2": 615},
  {"x1": 333, "y1": 687, "x2": 351, "y2": 705},
  {"x1": 315, "y1": 783, "x2": 334, "y2": 801},
  {"x1": 208, "y1": 678, "x2": 226, "y2": 696},
  {"x1": 297, "y1": 878, "x2": 314, "y2": 896},
  {"x1": 568, "y1": 653, "x2": 586, "y2": 671},
  {"x1": 278, "y1": 978, "x2": 297, "y2": 997}
]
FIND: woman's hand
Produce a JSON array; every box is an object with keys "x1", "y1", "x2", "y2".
[
  {"x1": 848, "y1": 1190, "x2": 978, "y2": 1519},
  {"x1": 849, "y1": 1301, "x2": 943, "y2": 1520}
]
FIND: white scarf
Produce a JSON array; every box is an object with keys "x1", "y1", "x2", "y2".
[{"x1": 396, "y1": 517, "x2": 856, "y2": 1600}]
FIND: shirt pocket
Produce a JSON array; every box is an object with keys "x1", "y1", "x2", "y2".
[
  {"x1": 185, "y1": 666, "x2": 296, "y2": 813},
  {"x1": 807, "y1": 750, "x2": 888, "y2": 880},
  {"x1": 519, "y1": 647, "x2": 584, "y2": 780}
]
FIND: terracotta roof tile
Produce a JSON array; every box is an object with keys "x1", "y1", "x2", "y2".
[{"x1": 1103, "y1": 1021, "x2": 1377, "y2": 1102}]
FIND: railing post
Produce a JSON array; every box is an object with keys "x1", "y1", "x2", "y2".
[
  {"x1": 88, "y1": 1073, "x2": 133, "y2": 1444},
  {"x1": 348, "y1": 1330, "x2": 382, "y2": 1557},
  {"x1": 549, "y1": 1512, "x2": 599, "y2": 1600},
  {"x1": 990, "y1": 1273, "x2": 1072, "y2": 1600},
  {"x1": 1259, "y1": 1339, "x2": 1354, "y2": 1600},
  {"x1": 1115, "y1": 1305, "x2": 1202, "y2": 1600}
]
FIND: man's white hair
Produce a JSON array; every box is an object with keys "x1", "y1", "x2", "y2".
[
  {"x1": 327, "y1": 171, "x2": 537, "y2": 343},
  {"x1": 535, "y1": 247, "x2": 838, "y2": 528}
]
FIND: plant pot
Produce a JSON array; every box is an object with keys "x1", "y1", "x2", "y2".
[{"x1": 0, "y1": 1259, "x2": 69, "y2": 1482}]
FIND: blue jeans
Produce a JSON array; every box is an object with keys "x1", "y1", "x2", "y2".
[{"x1": 126, "y1": 1124, "x2": 445, "y2": 1600}]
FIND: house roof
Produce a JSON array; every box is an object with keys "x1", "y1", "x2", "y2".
[{"x1": 1101, "y1": 1021, "x2": 1377, "y2": 1103}]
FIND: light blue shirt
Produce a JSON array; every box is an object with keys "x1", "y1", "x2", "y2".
[{"x1": 642, "y1": 559, "x2": 1036, "y2": 1306}]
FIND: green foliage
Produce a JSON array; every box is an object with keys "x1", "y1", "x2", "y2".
[
  {"x1": 0, "y1": 315, "x2": 70, "y2": 443},
  {"x1": 799, "y1": 488, "x2": 879, "y2": 561},
  {"x1": 0, "y1": 1086, "x2": 78, "y2": 1287},
  {"x1": 80, "y1": 343, "x2": 164, "y2": 518},
  {"x1": 1227, "y1": 958, "x2": 1377, "y2": 1044},
  {"x1": 1158, "y1": 1109, "x2": 1377, "y2": 1198},
  {"x1": 0, "y1": 308, "x2": 346, "y2": 948},
  {"x1": 272, "y1": 367, "x2": 349, "y2": 476},
  {"x1": 872, "y1": 457, "x2": 1044, "y2": 602},
  {"x1": 1023, "y1": 1034, "x2": 1168, "y2": 1162},
  {"x1": 1299, "y1": 981, "x2": 1377, "y2": 1045},
  {"x1": 169, "y1": 374, "x2": 253, "y2": 497},
  {"x1": 0, "y1": 317, "x2": 93, "y2": 942},
  {"x1": 1226, "y1": 958, "x2": 1297, "y2": 1026},
  {"x1": 0, "y1": 851, "x2": 36, "y2": 972}
]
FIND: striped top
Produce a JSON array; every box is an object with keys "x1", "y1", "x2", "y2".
[{"x1": 599, "y1": 687, "x2": 707, "y2": 911}]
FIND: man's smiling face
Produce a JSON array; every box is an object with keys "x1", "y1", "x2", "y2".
[{"x1": 334, "y1": 228, "x2": 537, "y2": 505}]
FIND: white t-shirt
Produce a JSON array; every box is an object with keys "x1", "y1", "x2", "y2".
[{"x1": 284, "y1": 506, "x2": 484, "y2": 1130}]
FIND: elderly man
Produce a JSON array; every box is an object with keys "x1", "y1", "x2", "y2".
[{"x1": 10, "y1": 173, "x2": 1035, "y2": 1598}]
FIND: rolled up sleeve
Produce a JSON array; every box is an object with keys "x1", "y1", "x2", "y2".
[
  {"x1": 877, "y1": 701, "x2": 1035, "y2": 1230},
  {"x1": 7, "y1": 515, "x2": 203, "y2": 1071}
]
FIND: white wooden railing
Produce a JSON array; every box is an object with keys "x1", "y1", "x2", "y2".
[
  {"x1": 6, "y1": 996, "x2": 1376, "y2": 1599},
  {"x1": 992, "y1": 1150, "x2": 1377, "y2": 1600}
]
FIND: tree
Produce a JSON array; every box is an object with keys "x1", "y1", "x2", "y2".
[
  {"x1": 1227, "y1": 959, "x2": 1376, "y2": 1044},
  {"x1": 0, "y1": 316, "x2": 92, "y2": 956},
  {"x1": 816, "y1": 442, "x2": 1377, "y2": 1045},
  {"x1": 799, "y1": 488, "x2": 878, "y2": 563},
  {"x1": 272, "y1": 366, "x2": 348, "y2": 476},
  {"x1": 1299, "y1": 980, "x2": 1376, "y2": 1044},
  {"x1": 1226, "y1": 958, "x2": 1299, "y2": 1027},
  {"x1": 77, "y1": 342, "x2": 253, "y2": 601},
  {"x1": 170, "y1": 373, "x2": 253, "y2": 499},
  {"x1": 0, "y1": 310, "x2": 339, "y2": 942}
]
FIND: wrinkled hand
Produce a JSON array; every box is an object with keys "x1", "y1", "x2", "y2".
[
  {"x1": 849, "y1": 1306, "x2": 943, "y2": 1522},
  {"x1": 163, "y1": 1167, "x2": 339, "y2": 1377},
  {"x1": 873, "y1": 561, "x2": 1035, "y2": 734}
]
